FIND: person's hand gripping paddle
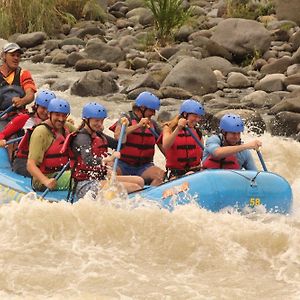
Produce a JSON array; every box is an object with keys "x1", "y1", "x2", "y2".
[{"x1": 102, "y1": 120, "x2": 127, "y2": 200}]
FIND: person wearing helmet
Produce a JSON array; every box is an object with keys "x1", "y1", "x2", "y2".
[
  {"x1": 109, "y1": 91, "x2": 165, "y2": 186},
  {"x1": 202, "y1": 113, "x2": 262, "y2": 170},
  {"x1": 160, "y1": 99, "x2": 205, "y2": 179},
  {"x1": 27, "y1": 97, "x2": 76, "y2": 191},
  {"x1": 0, "y1": 42, "x2": 37, "y2": 130},
  {"x1": 64, "y1": 102, "x2": 144, "y2": 201},
  {"x1": 0, "y1": 89, "x2": 56, "y2": 176}
]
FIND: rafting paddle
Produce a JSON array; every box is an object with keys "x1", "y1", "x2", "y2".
[
  {"x1": 40, "y1": 160, "x2": 70, "y2": 199},
  {"x1": 5, "y1": 136, "x2": 23, "y2": 145},
  {"x1": 186, "y1": 126, "x2": 204, "y2": 150},
  {"x1": 256, "y1": 150, "x2": 268, "y2": 172},
  {"x1": 0, "y1": 105, "x2": 14, "y2": 119},
  {"x1": 102, "y1": 122, "x2": 127, "y2": 200},
  {"x1": 147, "y1": 126, "x2": 159, "y2": 139}
]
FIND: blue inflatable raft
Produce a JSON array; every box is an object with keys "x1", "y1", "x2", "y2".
[
  {"x1": 129, "y1": 169, "x2": 293, "y2": 213},
  {"x1": 0, "y1": 148, "x2": 67, "y2": 203},
  {"x1": 0, "y1": 148, "x2": 293, "y2": 214}
]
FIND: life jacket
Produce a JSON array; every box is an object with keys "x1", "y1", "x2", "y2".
[
  {"x1": 109, "y1": 111, "x2": 157, "y2": 166},
  {"x1": 165, "y1": 127, "x2": 203, "y2": 171},
  {"x1": 63, "y1": 129, "x2": 108, "y2": 181},
  {"x1": 14, "y1": 114, "x2": 43, "y2": 159},
  {"x1": 0, "y1": 67, "x2": 25, "y2": 111},
  {"x1": 202, "y1": 135, "x2": 240, "y2": 170},
  {"x1": 38, "y1": 124, "x2": 70, "y2": 174}
]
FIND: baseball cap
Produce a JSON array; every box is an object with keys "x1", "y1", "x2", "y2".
[{"x1": 3, "y1": 42, "x2": 23, "y2": 53}]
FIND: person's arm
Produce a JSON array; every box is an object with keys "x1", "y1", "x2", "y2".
[
  {"x1": 13, "y1": 70, "x2": 36, "y2": 108},
  {"x1": 162, "y1": 118, "x2": 187, "y2": 150},
  {"x1": 212, "y1": 140, "x2": 262, "y2": 159},
  {"x1": 114, "y1": 117, "x2": 149, "y2": 139},
  {"x1": 27, "y1": 126, "x2": 56, "y2": 189},
  {"x1": 0, "y1": 113, "x2": 29, "y2": 140},
  {"x1": 239, "y1": 150, "x2": 258, "y2": 171},
  {"x1": 27, "y1": 158, "x2": 56, "y2": 189}
]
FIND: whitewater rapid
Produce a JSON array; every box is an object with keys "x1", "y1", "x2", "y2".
[{"x1": 0, "y1": 62, "x2": 299, "y2": 299}]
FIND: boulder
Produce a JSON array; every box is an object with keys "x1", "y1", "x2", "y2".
[
  {"x1": 269, "y1": 96, "x2": 300, "y2": 114},
  {"x1": 83, "y1": 41, "x2": 125, "y2": 63},
  {"x1": 254, "y1": 74, "x2": 286, "y2": 92},
  {"x1": 269, "y1": 111, "x2": 300, "y2": 136},
  {"x1": 16, "y1": 32, "x2": 47, "y2": 48},
  {"x1": 71, "y1": 70, "x2": 118, "y2": 96},
  {"x1": 260, "y1": 56, "x2": 292, "y2": 75},
  {"x1": 201, "y1": 56, "x2": 233, "y2": 76},
  {"x1": 276, "y1": 0, "x2": 300, "y2": 25},
  {"x1": 161, "y1": 57, "x2": 217, "y2": 96},
  {"x1": 211, "y1": 18, "x2": 271, "y2": 60},
  {"x1": 227, "y1": 72, "x2": 251, "y2": 88}
]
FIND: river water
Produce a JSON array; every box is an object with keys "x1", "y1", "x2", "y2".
[{"x1": 0, "y1": 62, "x2": 299, "y2": 299}]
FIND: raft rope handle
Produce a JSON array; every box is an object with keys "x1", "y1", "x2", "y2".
[{"x1": 229, "y1": 170, "x2": 263, "y2": 187}]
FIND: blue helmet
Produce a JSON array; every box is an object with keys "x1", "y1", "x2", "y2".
[
  {"x1": 47, "y1": 98, "x2": 70, "y2": 114},
  {"x1": 135, "y1": 91, "x2": 160, "y2": 110},
  {"x1": 220, "y1": 114, "x2": 244, "y2": 133},
  {"x1": 35, "y1": 90, "x2": 56, "y2": 108},
  {"x1": 179, "y1": 99, "x2": 205, "y2": 116},
  {"x1": 82, "y1": 102, "x2": 107, "y2": 119}
]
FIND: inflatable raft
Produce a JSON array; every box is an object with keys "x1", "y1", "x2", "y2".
[
  {"x1": 0, "y1": 148, "x2": 67, "y2": 203},
  {"x1": 0, "y1": 148, "x2": 293, "y2": 213},
  {"x1": 129, "y1": 169, "x2": 293, "y2": 213}
]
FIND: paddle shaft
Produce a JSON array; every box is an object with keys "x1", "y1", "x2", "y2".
[
  {"x1": 186, "y1": 127, "x2": 204, "y2": 150},
  {"x1": 147, "y1": 126, "x2": 159, "y2": 139},
  {"x1": 112, "y1": 123, "x2": 126, "y2": 176},
  {"x1": 40, "y1": 160, "x2": 70, "y2": 199},
  {"x1": 5, "y1": 136, "x2": 23, "y2": 145},
  {"x1": 256, "y1": 150, "x2": 268, "y2": 172},
  {"x1": 0, "y1": 105, "x2": 14, "y2": 119}
]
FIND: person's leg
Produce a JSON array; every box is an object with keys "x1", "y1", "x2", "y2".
[
  {"x1": 117, "y1": 175, "x2": 144, "y2": 189},
  {"x1": 76, "y1": 180, "x2": 100, "y2": 200},
  {"x1": 120, "y1": 181, "x2": 143, "y2": 193},
  {"x1": 140, "y1": 165, "x2": 165, "y2": 186}
]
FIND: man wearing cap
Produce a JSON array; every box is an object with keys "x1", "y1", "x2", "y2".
[{"x1": 0, "y1": 42, "x2": 36, "y2": 130}]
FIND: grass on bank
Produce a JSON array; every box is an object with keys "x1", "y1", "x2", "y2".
[
  {"x1": 226, "y1": 0, "x2": 275, "y2": 20},
  {"x1": 0, "y1": 0, "x2": 105, "y2": 39},
  {"x1": 144, "y1": 0, "x2": 192, "y2": 46}
]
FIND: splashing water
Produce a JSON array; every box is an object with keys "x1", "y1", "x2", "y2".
[{"x1": 0, "y1": 62, "x2": 299, "y2": 299}]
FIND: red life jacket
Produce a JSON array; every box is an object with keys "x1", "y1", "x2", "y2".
[
  {"x1": 15, "y1": 115, "x2": 42, "y2": 159},
  {"x1": 38, "y1": 124, "x2": 70, "y2": 174},
  {"x1": 165, "y1": 128, "x2": 203, "y2": 171},
  {"x1": 202, "y1": 135, "x2": 240, "y2": 170},
  {"x1": 109, "y1": 112, "x2": 156, "y2": 166},
  {"x1": 65, "y1": 129, "x2": 108, "y2": 181},
  {"x1": 15, "y1": 127, "x2": 33, "y2": 159}
]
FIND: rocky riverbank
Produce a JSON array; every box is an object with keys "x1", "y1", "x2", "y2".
[{"x1": 1, "y1": 0, "x2": 300, "y2": 141}]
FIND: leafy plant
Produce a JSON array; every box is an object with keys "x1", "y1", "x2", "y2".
[
  {"x1": 0, "y1": 0, "x2": 105, "y2": 39},
  {"x1": 144, "y1": 0, "x2": 192, "y2": 46}
]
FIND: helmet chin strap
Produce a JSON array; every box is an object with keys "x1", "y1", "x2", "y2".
[
  {"x1": 85, "y1": 119, "x2": 96, "y2": 134},
  {"x1": 139, "y1": 106, "x2": 147, "y2": 118},
  {"x1": 35, "y1": 105, "x2": 43, "y2": 120}
]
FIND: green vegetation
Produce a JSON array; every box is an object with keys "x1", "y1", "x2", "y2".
[
  {"x1": 241, "y1": 48, "x2": 262, "y2": 67},
  {"x1": 144, "y1": 0, "x2": 192, "y2": 46},
  {"x1": 0, "y1": 0, "x2": 105, "y2": 39},
  {"x1": 226, "y1": 0, "x2": 275, "y2": 20}
]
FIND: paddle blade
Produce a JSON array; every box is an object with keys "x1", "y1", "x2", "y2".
[{"x1": 98, "y1": 178, "x2": 127, "y2": 201}]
